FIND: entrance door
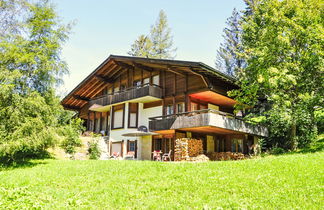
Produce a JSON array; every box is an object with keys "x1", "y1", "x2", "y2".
[{"x1": 111, "y1": 143, "x2": 122, "y2": 156}]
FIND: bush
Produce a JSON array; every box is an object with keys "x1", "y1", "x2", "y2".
[
  {"x1": 88, "y1": 135, "x2": 101, "y2": 160},
  {"x1": 60, "y1": 118, "x2": 84, "y2": 155},
  {"x1": 269, "y1": 147, "x2": 286, "y2": 155}
]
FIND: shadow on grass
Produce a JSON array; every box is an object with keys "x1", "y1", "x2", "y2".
[{"x1": 0, "y1": 151, "x2": 53, "y2": 170}]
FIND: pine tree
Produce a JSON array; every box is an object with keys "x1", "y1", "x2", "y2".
[
  {"x1": 128, "y1": 35, "x2": 153, "y2": 57},
  {"x1": 150, "y1": 10, "x2": 176, "y2": 59},
  {"x1": 215, "y1": 8, "x2": 244, "y2": 77},
  {"x1": 128, "y1": 10, "x2": 176, "y2": 59}
]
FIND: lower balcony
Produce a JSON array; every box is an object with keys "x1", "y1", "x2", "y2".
[{"x1": 149, "y1": 109, "x2": 268, "y2": 137}]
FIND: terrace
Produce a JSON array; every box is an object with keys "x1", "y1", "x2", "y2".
[{"x1": 149, "y1": 109, "x2": 268, "y2": 137}]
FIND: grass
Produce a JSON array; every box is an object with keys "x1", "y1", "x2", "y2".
[{"x1": 0, "y1": 152, "x2": 323, "y2": 209}]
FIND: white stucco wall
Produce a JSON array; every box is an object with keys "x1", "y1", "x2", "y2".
[
  {"x1": 108, "y1": 103, "x2": 162, "y2": 159},
  {"x1": 140, "y1": 105, "x2": 163, "y2": 128}
]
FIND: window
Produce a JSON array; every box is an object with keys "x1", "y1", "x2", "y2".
[
  {"x1": 177, "y1": 103, "x2": 185, "y2": 113},
  {"x1": 128, "y1": 141, "x2": 136, "y2": 152},
  {"x1": 191, "y1": 102, "x2": 198, "y2": 111},
  {"x1": 112, "y1": 104, "x2": 124, "y2": 129},
  {"x1": 154, "y1": 139, "x2": 162, "y2": 151},
  {"x1": 120, "y1": 84, "x2": 126, "y2": 91},
  {"x1": 200, "y1": 104, "x2": 208, "y2": 110},
  {"x1": 114, "y1": 86, "x2": 119, "y2": 93},
  {"x1": 231, "y1": 139, "x2": 243, "y2": 153},
  {"x1": 152, "y1": 75, "x2": 159, "y2": 86},
  {"x1": 128, "y1": 103, "x2": 138, "y2": 128},
  {"x1": 143, "y1": 77, "x2": 150, "y2": 84},
  {"x1": 133, "y1": 80, "x2": 141, "y2": 87},
  {"x1": 102, "y1": 88, "x2": 107, "y2": 95},
  {"x1": 166, "y1": 104, "x2": 174, "y2": 115}
]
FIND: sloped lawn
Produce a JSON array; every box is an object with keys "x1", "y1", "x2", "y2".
[{"x1": 0, "y1": 152, "x2": 323, "y2": 209}]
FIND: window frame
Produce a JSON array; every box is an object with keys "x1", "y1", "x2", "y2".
[
  {"x1": 176, "y1": 102, "x2": 185, "y2": 114},
  {"x1": 111, "y1": 104, "x2": 125, "y2": 130},
  {"x1": 231, "y1": 139, "x2": 243, "y2": 153},
  {"x1": 128, "y1": 103, "x2": 139, "y2": 128}
]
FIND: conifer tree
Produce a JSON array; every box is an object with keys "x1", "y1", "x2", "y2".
[
  {"x1": 215, "y1": 8, "x2": 244, "y2": 77},
  {"x1": 128, "y1": 10, "x2": 176, "y2": 59}
]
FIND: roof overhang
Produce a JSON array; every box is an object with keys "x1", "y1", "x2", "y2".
[{"x1": 61, "y1": 55, "x2": 237, "y2": 111}]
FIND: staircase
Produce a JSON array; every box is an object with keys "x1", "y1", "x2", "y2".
[{"x1": 98, "y1": 136, "x2": 110, "y2": 160}]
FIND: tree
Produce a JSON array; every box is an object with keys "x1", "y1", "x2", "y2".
[
  {"x1": 128, "y1": 10, "x2": 176, "y2": 59},
  {"x1": 0, "y1": 0, "x2": 81, "y2": 163},
  {"x1": 215, "y1": 8, "x2": 244, "y2": 77},
  {"x1": 128, "y1": 34, "x2": 153, "y2": 58},
  {"x1": 230, "y1": 0, "x2": 324, "y2": 150}
]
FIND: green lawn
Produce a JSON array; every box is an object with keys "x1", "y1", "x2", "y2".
[{"x1": 0, "y1": 152, "x2": 323, "y2": 209}]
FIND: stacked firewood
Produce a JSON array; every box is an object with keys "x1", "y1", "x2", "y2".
[
  {"x1": 206, "y1": 152, "x2": 246, "y2": 161},
  {"x1": 186, "y1": 154, "x2": 209, "y2": 162},
  {"x1": 174, "y1": 138, "x2": 204, "y2": 161},
  {"x1": 188, "y1": 139, "x2": 203, "y2": 157},
  {"x1": 174, "y1": 138, "x2": 189, "y2": 161}
]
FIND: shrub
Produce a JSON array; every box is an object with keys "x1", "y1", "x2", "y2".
[
  {"x1": 60, "y1": 118, "x2": 84, "y2": 155},
  {"x1": 88, "y1": 135, "x2": 101, "y2": 160},
  {"x1": 269, "y1": 147, "x2": 286, "y2": 155}
]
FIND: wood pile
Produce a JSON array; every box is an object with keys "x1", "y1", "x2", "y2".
[
  {"x1": 174, "y1": 138, "x2": 204, "y2": 161},
  {"x1": 186, "y1": 154, "x2": 209, "y2": 162},
  {"x1": 206, "y1": 152, "x2": 246, "y2": 161},
  {"x1": 188, "y1": 139, "x2": 203, "y2": 157}
]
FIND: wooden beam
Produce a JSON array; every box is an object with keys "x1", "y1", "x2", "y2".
[
  {"x1": 95, "y1": 75, "x2": 114, "y2": 84},
  {"x1": 72, "y1": 95, "x2": 90, "y2": 101},
  {"x1": 166, "y1": 67, "x2": 186, "y2": 77},
  {"x1": 112, "y1": 68, "x2": 128, "y2": 80},
  {"x1": 189, "y1": 67, "x2": 209, "y2": 87},
  {"x1": 115, "y1": 61, "x2": 134, "y2": 70},
  {"x1": 133, "y1": 62, "x2": 154, "y2": 72},
  {"x1": 63, "y1": 105, "x2": 81, "y2": 111}
]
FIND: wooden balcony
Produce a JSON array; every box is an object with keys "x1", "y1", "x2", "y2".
[
  {"x1": 89, "y1": 84, "x2": 162, "y2": 107},
  {"x1": 149, "y1": 109, "x2": 268, "y2": 137}
]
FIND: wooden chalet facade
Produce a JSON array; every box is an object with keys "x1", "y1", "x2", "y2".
[{"x1": 61, "y1": 55, "x2": 268, "y2": 160}]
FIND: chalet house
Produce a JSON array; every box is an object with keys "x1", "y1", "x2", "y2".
[{"x1": 61, "y1": 55, "x2": 268, "y2": 160}]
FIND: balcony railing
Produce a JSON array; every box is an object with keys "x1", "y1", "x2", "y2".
[
  {"x1": 149, "y1": 109, "x2": 268, "y2": 137},
  {"x1": 90, "y1": 84, "x2": 162, "y2": 106}
]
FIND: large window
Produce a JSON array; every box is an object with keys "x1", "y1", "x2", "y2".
[
  {"x1": 166, "y1": 104, "x2": 174, "y2": 115},
  {"x1": 114, "y1": 86, "x2": 119, "y2": 93},
  {"x1": 152, "y1": 75, "x2": 159, "y2": 86},
  {"x1": 112, "y1": 104, "x2": 124, "y2": 129},
  {"x1": 128, "y1": 103, "x2": 138, "y2": 128},
  {"x1": 143, "y1": 77, "x2": 150, "y2": 84},
  {"x1": 191, "y1": 102, "x2": 198, "y2": 111},
  {"x1": 177, "y1": 102, "x2": 185, "y2": 113},
  {"x1": 133, "y1": 80, "x2": 141, "y2": 87},
  {"x1": 231, "y1": 139, "x2": 243, "y2": 153}
]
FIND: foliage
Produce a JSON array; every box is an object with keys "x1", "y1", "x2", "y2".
[
  {"x1": 59, "y1": 118, "x2": 84, "y2": 155},
  {"x1": 230, "y1": 0, "x2": 324, "y2": 150},
  {"x1": 215, "y1": 8, "x2": 245, "y2": 77},
  {"x1": 128, "y1": 34, "x2": 153, "y2": 58},
  {"x1": 269, "y1": 147, "x2": 285, "y2": 155},
  {"x1": 87, "y1": 134, "x2": 101, "y2": 160},
  {"x1": 0, "y1": 0, "x2": 81, "y2": 163},
  {"x1": 128, "y1": 10, "x2": 176, "y2": 59},
  {"x1": 0, "y1": 152, "x2": 323, "y2": 208}
]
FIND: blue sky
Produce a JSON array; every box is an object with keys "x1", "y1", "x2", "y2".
[{"x1": 53, "y1": 0, "x2": 246, "y2": 95}]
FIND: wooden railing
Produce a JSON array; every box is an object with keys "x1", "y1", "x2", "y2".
[
  {"x1": 149, "y1": 109, "x2": 240, "y2": 131},
  {"x1": 149, "y1": 109, "x2": 268, "y2": 137},
  {"x1": 89, "y1": 84, "x2": 162, "y2": 106}
]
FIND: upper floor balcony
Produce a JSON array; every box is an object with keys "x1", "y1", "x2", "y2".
[
  {"x1": 89, "y1": 84, "x2": 162, "y2": 110},
  {"x1": 149, "y1": 109, "x2": 268, "y2": 137}
]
